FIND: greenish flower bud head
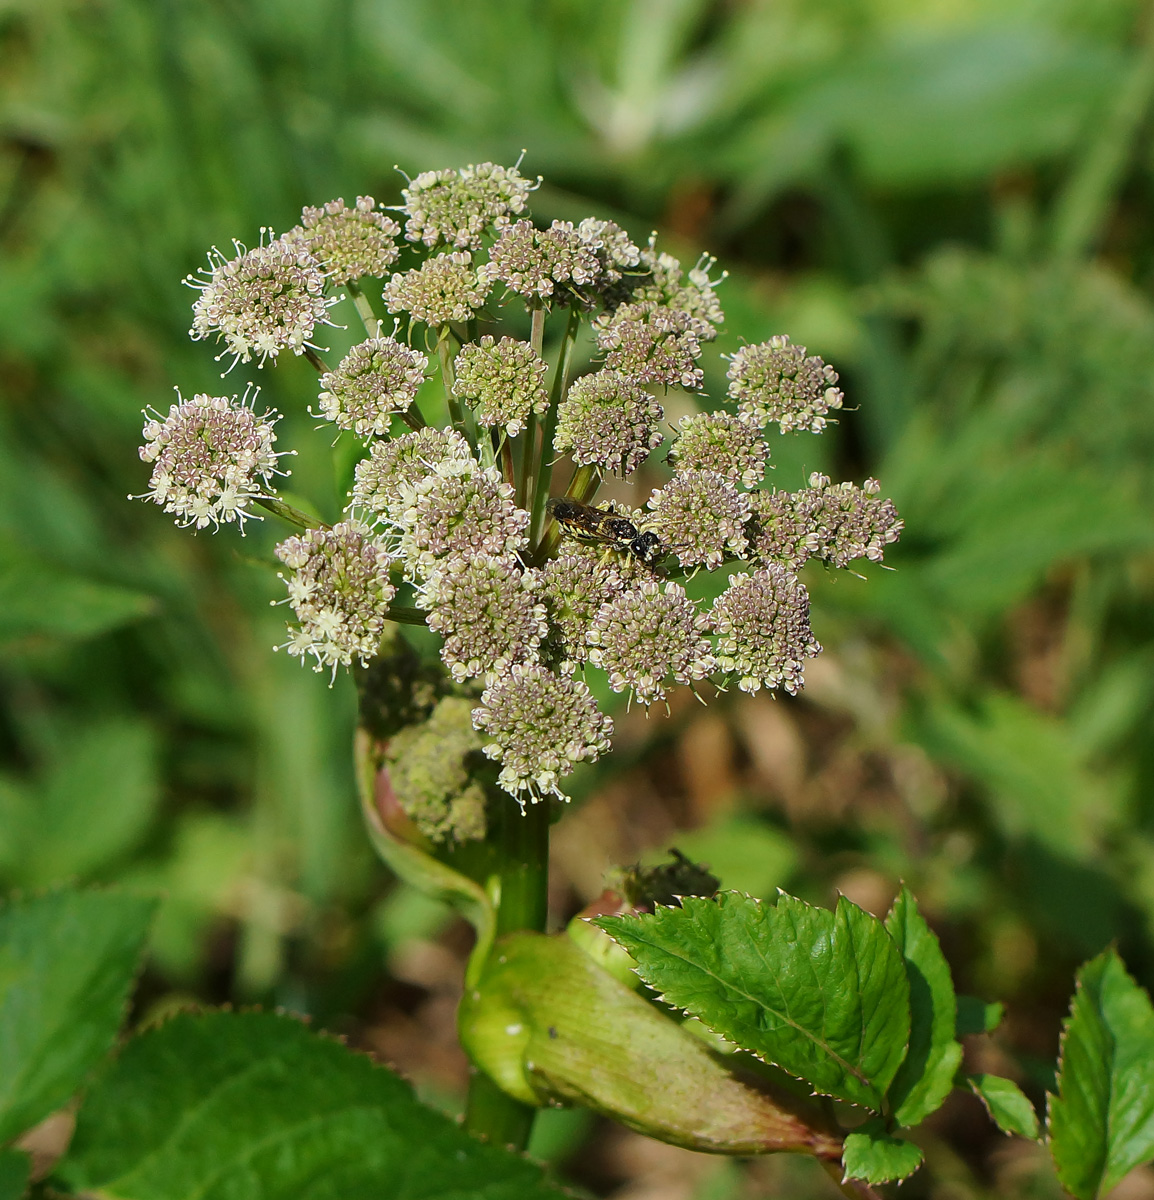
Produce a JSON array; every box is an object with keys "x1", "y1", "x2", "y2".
[
  {"x1": 727, "y1": 336, "x2": 844, "y2": 433},
  {"x1": 384, "y1": 696, "x2": 488, "y2": 844},
  {"x1": 553, "y1": 369, "x2": 664, "y2": 476},
  {"x1": 383, "y1": 252, "x2": 491, "y2": 326},
  {"x1": 452, "y1": 335, "x2": 548, "y2": 437},
  {"x1": 291, "y1": 195, "x2": 400, "y2": 285}
]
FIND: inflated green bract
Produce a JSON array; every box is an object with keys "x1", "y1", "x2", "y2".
[
  {"x1": 885, "y1": 885, "x2": 963, "y2": 1126},
  {"x1": 0, "y1": 888, "x2": 156, "y2": 1144},
  {"x1": 1048, "y1": 949, "x2": 1154, "y2": 1199},
  {"x1": 597, "y1": 892, "x2": 910, "y2": 1111},
  {"x1": 59, "y1": 1011, "x2": 566, "y2": 1200}
]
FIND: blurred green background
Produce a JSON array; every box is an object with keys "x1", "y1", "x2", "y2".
[{"x1": 4, "y1": 0, "x2": 1154, "y2": 1195}]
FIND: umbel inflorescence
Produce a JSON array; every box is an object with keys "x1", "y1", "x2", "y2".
[{"x1": 138, "y1": 163, "x2": 902, "y2": 827}]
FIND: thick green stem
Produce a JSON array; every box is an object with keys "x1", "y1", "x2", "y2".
[
  {"x1": 345, "y1": 278, "x2": 382, "y2": 338},
  {"x1": 529, "y1": 306, "x2": 581, "y2": 549},
  {"x1": 463, "y1": 798, "x2": 549, "y2": 1150}
]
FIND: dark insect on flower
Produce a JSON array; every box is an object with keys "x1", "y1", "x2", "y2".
[{"x1": 546, "y1": 497, "x2": 666, "y2": 566}]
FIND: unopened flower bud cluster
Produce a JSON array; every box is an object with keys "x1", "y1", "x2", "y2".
[{"x1": 140, "y1": 159, "x2": 903, "y2": 828}]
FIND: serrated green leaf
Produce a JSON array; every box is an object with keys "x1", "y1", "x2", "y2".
[
  {"x1": 970, "y1": 1074, "x2": 1039, "y2": 1139},
  {"x1": 0, "y1": 1149, "x2": 29, "y2": 1200},
  {"x1": 1048, "y1": 949, "x2": 1154, "y2": 1199},
  {"x1": 884, "y1": 886, "x2": 963, "y2": 1127},
  {"x1": 842, "y1": 1118, "x2": 925, "y2": 1184},
  {"x1": 956, "y1": 995, "x2": 1004, "y2": 1036},
  {"x1": 0, "y1": 889, "x2": 157, "y2": 1144},
  {"x1": 597, "y1": 892, "x2": 910, "y2": 1111},
  {"x1": 59, "y1": 1011, "x2": 565, "y2": 1200}
]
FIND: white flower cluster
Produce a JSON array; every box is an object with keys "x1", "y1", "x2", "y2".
[{"x1": 146, "y1": 158, "x2": 904, "y2": 818}]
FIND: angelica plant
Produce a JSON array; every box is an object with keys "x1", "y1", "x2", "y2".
[{"x1": 116, "y1": 161, "x2": 1154, "y2": 1198}]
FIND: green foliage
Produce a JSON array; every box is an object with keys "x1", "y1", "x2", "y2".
[
  {"x1": 0, "y1": 548, "x2": 155, "y2": 647},
  {"x1": 0, "y1": 719, "x2": 159, "y2": 888},
  {"x1": 0, "y1": 1150, "x2": 29, "y2": 1200},
  {"x1": 598, "y1": 892, "x2": 910, "y2": 1111},
  {"x1": 0, "y1": 889, "x2": 156, "y2": 1144},
  {"x1": 59, "y1": 1011, "x2": 565, "y2": 1200},
  {"x1": 5, "y1": 0, "x2": 1154, "y2": 1191},
  {"x1": 840, "y1": 1118, "x2": 924, "y2": 1185},
  {"x1": 1048, "y1": 949, "x2": 1154, "y2": 1199},
  {"x1": 969, "y1": 1074, "x2": 1039, "y2": 1140},
  {"x1": 884, "y1": 885, "x2": 963, "y2": 1127},
  {"x1": 956, "y1": 996, "x2": 1005, "y2": 1036}
]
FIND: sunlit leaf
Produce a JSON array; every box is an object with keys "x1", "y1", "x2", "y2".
[
  {"x1": 598, "y1": 892, "x2": 910, "y2": 1110},
  {"x1": 60, "y1": 1011, "x2": 565, "y2": 1200},
  {"x1": 1048, "y1": 950, "x2": 1154, "y2": 1199},
  {"x1": 0, "y1": 889, "x2": 156, "y2": 1144}
]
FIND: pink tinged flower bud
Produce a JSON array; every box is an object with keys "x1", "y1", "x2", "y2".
[
  {"x1": 418, "y1": 555, "x2": 548, "y2": 684},
  {"x1": 135, "y1": 387, "x2": 289, "y2": 531},
  {"x1": 711, "y1": 566, "x2": 821, "y2": 695},
  {"x1": 647, "y1": 469, "x2": 751, "y2": 570},
  {"x1": 670, "y1": 410, "x2": 769, "y2": 489},
  {"x1": 290, "y1": 195, "x2": 400, "y2": 285},
  {"x1": 351, "y1": 428, "x2": 474, "y2": 525},
  {"x1": 586, "y1": 578, "x2": 715, "y2": 708},
  {"x1": 481, "y1": 219, "x2": 602, "y2": 303},
  {"x1": 186, "y1": 233, "x2": 335, "y2": 369},
  {"x1": 726, "y1": 336, "x2": 844, "y2": 433},
  {"x1": 383, "y1": 252, "x2": 491, "y2": 326},
  {"x1": 540, "y1": 552, "x2": 628, "y2": 671},
  {"x1": 399, "y1": 161, "x2": 538, "y2": 250},
  {"x1": 458, "y1": 931, "x2": 841, "y2": 1158},
  {"x1": 274, "y1": 520, "x2": 396, "y2": 677},
  {"x1": 397, "y1": 462, "x2": 530, "y2": 575},
  {"x1": 575, "y1": 218, "x2": 641, "y2": 285},
  {"x1": 795, "y1": 473, "x2": 904, "y2": 567},
  {"x1": 592, "y1": 300, "x2": 709, "y2": 389},
  {"x1": 452, "y1": 335, "x2": 548, "y2": 438},
  {"x1": 747, "y1": 488, "x2": 821, "y2": 571},
  {"x1": 633, "y1": 236, "x2": 726, "y2": 330},
  {"x1": 471, "y1": 664, "x2": 613, "y2": 804},
  {"x1": 316, "y1": 336, "x2": 428, "y2": 437},
  {"x1": 553, "y1": 369, "x2": 664, "y2": 476}
]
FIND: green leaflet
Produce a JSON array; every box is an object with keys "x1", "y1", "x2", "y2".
[
  {"x1": 842, "y1": 1118, "x2": 924, "y2": 1184},
  {"x1": 970, "y1": 1074, "x2": 1038, "y2": 1140},
  {"x1": 1048, "y1": 949, "x2": 1154, "y2": 1199},
  {"x1": 0, "y1": 889, "x2": 157, "y2": 1144},
  {"x1": 597, "y1": 892, "x2": 910, "y2": 1111},
  {"x1": 885, "y1": 885, "x2": 963, "y2": 1127},
  {"x1": 60, "y1": 1011, "x2": 565, "y2": 1200}
]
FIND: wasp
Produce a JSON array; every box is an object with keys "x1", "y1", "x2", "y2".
[{"x1": 546, "y1": 497, "x2": 666, "y2": 567}]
